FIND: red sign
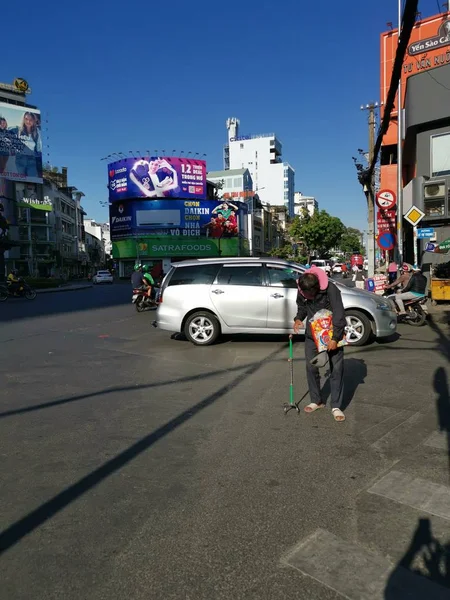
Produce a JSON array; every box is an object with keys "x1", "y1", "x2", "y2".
[
  {"x1": 376, "y1": 189, "x2": 397, "y2": 210},
  {"x1": 377, "y1": 207, "x2": 397, "y2": 233}
]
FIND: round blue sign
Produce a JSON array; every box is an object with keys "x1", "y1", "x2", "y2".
[{"x1": 377, "y1": 232, "x2": 396, "y2": 251}]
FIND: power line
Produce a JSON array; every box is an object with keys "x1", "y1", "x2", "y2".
[{"x1": 366, "y1": 0, "x2": 419, "y2": 180}]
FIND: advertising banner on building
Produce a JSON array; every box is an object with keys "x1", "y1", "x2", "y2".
[
  {"x1": 108, "y1": 157, "x2": 206, "y2": 201},
  {"x1": 109, "y1": 199, "x2": 247, "y2": 241},
  {"x1": 0, "y1": 102, "x2": 43, "y2": 183},
  {"x1": 112, "y1": 236, "x2": 249, "y2": 259},
  {"x1": 15, "y1": 182, "x2": 52, "y2": 211}
]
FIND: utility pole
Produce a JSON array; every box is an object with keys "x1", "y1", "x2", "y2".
[{"x1": 360, "y1": 102, "x2": 378, "y2": 278}]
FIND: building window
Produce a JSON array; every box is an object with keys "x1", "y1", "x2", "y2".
[
  {"x1": 240, "y1": 143, "x2": 244, "y2": 149},
  {"x1": 431, "y1": 133, "x2": 450, "y2": 177}
]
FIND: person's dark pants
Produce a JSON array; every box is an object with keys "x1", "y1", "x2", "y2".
[{"x1": 304, "y1": 336, "x2": 344, "y2": 409}]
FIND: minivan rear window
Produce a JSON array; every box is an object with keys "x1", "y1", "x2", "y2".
[{"x1": 167, "y1": 264, "x2": 220, "y2": 286}]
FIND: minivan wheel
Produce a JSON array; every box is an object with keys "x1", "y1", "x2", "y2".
[
  {"x1": 344, "y1": 310, "x2": 371, "y2": 346},
  {"x1": 184, "y1": 311, "x2": 220, "y2": 346}
]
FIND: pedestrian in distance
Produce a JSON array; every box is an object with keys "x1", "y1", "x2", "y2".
[
  {"x1": 293, "y1": 266, "x2": 346, "y2": 422},
  {"x1": 352, "y1": 264, "x2": 365, "y2": 290}
]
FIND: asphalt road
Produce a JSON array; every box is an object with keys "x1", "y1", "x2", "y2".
[{"x1": 1, "y1": 284, "x2": 450, "y2": 599}]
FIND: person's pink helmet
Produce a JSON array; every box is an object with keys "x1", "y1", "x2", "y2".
[{"x1": 304, "y1": 264, "x2": 329, "y2": 290}]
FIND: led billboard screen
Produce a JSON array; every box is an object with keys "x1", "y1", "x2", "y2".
[
  {"x1": 108, "y1": 157, "x2": 206, "y2": 201},
  {"x1": 0, "y1": 102, "x2": 42, "y2": 183},
  {"x1": 109, "y1": 199, "x2": 246, "y2": 241}
]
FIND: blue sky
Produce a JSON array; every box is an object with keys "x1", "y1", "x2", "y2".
[{"x1": 1, "y1": 0, "x2": 443, "y2": 231}]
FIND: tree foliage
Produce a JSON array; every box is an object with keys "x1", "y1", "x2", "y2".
[
  {"x1": 290, "y1": 210, "x2": 345, "y2": 257},
  {"x1": 339, "y1": 231, "x2": 363, "y2": 255}
]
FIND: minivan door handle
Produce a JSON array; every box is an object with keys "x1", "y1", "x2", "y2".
[
  {"x1": 212, "y1": 289, "x2": 224, "y2": 295},
  {"x1": 270, "y1": 293, "x2": 284, "y2": 298}
]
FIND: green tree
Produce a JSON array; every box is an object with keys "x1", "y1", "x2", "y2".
[
  {"x1": 289, "y1": 209, "x2": 310, "y2": 240},
  {"x1": 339, "y1": 231, "x2": 363, "y2": 255},
  {"x1": 300, "y1": 210, "x2": 346, "y2": 258},
  {"x1": 268, "y1": 244, "x2": 293, "y2": 259}
]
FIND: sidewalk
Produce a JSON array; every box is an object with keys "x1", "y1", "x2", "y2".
[
  {"x1": 36, "y1": 283, "x2": 93, "y2": 294},
  {"x1": 427, "y1": 300, "x2": 450, "y2": 324}
]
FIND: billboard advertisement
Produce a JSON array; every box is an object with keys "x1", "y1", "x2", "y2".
[
  {"x1": 15, "y1": 182, "x2": 52, "y2": 211},
  {"x1": 109, "y1": 199, "x2": 247, "y2": 241},
  {"x1": 108, "y1": 157, "x2": 206, "y2": 201},
  {"x1": 110, "y1": 199, "x2": 249, "y2": 258},
  {"x1": 0, "y1": 102, "x2": 43, "y2": 183}
]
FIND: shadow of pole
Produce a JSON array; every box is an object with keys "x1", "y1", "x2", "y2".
[{"x1": 0, "y1": 344, "x2": 285, "y2": 555}]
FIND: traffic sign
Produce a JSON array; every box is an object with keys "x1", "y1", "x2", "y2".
[
  {"x1": 425, "y1": 242, "x2": 436, "y2": 252},
  {"x1": 376, "y1": 189, "x2": 397, "y2": 210},
  {"x1": 437, "y1": 237, "x2": 450, "y2": 253},
  {"x1": 404, "y1": 205, "x2": 425, "y2": 227},
  {"x1": 417, "y1": 228, "x2": 435, "y2": 239},
  {"x1": 377, "y1": 231, "x2": 396, "y2": 251}
]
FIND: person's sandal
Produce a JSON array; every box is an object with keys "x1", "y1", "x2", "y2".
[
  {"x1": 332, "y1": 408, "x2": 345, "y2": 422},
  {"x1": 304, "y1": 403, "x2": 325, "y2": 413}
]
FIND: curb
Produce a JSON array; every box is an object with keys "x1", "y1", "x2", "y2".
[{"x1": 36, "y1": 284, "x2": 93, "y2": 294}]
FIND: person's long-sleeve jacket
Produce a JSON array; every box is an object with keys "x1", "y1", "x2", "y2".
[{"x1": 294, "y1": 282, "x2": 346, "y2": 342}]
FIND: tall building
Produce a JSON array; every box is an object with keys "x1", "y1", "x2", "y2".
[
  {"x1": 223, "y1": 118, "x2": 295, "y2": 217},
  {"x1": 0, "y1": 78, "x2": 46, "y2": 277},
  {"x1": 294, "y1": 192, "x2": 318, "y2": 217}
]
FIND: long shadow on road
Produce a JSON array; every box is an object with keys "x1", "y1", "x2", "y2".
[
  {"x1": 0, "y1": 343, "x2": 286, "y2": 555},
  {"x1": 0, "y1": 284, "x2": 130, "y2": 324}
]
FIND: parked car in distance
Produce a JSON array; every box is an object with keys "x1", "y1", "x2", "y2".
[
  {"x1": 155, "y1": 258, "x2": 397, "y2": 347},
  {"x1": 310, "y1": 259, "x2": 331, "y2": 275},
  {"x1": 93, "y1": 270, "x2": 113, "y2": 284},
  {"x1": 332, "y1": 263, "x2": 343, "y2": 274}
]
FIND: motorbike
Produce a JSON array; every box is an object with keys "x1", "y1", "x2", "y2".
[
  {"x1": 132, "y1": 287, "x2": 160, "y2": 312},
  {"x1": 383, "y1": 290, "x2": 428, "y2": 326},
  {"x1": 0, "y1": 279, "x2": 37, "y2": 301}
]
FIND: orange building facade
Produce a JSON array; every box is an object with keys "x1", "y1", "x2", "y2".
[{"x1": 380, "y1": 11, "x2": 450, "y2": 266}]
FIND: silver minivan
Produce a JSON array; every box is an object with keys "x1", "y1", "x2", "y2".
[{"x1": 155, "y1": 258, "x2": 397, "y2": 346}]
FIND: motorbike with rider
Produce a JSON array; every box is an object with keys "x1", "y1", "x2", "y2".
[
  {"x1": 131, "y1": 263, "x2": 158, "y2": 311},
  {"x1": 1, "y1": 269, "x2": 37, "y2": 300},
  {"x1": 384, "y1": 263, "x2": 428, "y2": 326}
]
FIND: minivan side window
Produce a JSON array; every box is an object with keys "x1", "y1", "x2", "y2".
[
  {"x1": 167, "y1": 264, "x2": 220, "y2": 286},
  {"x1": 216, "y1": 266, "x2": 263, "y2": 286},
  {"x1": 266, "y1": 266, "x2": 300, "y2": 288}
]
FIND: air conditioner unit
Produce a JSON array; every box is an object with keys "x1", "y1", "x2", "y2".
[
  {"x1": 424, "y1": 182, "x2": 445, "y2": 199},
  {"x1": 135, "y1": 209, "x2": 181, "y2": 228}
]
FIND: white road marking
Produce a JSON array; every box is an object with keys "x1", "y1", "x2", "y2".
[
  {"x1": 282, "y1": 528, "x2": 448, "y2": 599},
  {"x1": 368, "y1": 470, "x2": 450, "y2": 521}
]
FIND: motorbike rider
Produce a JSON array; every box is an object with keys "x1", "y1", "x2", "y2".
[
  {"x1": 141, "y1": 264, "x2": 155, "y2": 301},
  {"x1": 385, "y1": 262, "x2": 413, "y2": 293},
  {"x1": 389, "y1": 265, "x2": 427, "y2": 315},
  {"x1": 7, "y1": 268, "x2": 21, "y2": 296},
  {"x1": 131, "y1": 263, "x2": 143, "y2": 289}
]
